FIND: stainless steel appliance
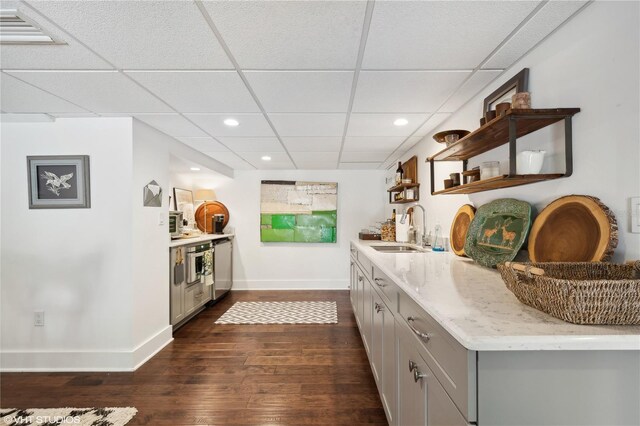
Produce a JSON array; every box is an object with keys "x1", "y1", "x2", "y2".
[
  {"x1": 212, "y1": 239, "x2": 233, "y2": 299},
  {"x1": 186, "y1": 242, "x2": 213, "y2": 286},
  {"x1": 169, "y1": 211, "x2": 183, "y2": 238}
]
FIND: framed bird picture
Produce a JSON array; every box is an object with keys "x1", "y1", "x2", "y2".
[{"x1": 27, "y1": 155, "x2": 91, "y2": 209}]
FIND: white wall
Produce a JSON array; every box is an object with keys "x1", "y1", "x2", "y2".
[
  {"x1": 212, "y1": 169, "x2": 386, "y2": 289},
  {"x1": 0, "y1": 117, "x2": 176, "y2": 371},
  {"x1": 388, "y1": 1, "x2": 640, "y2": 262},
  {"x1": 1, "y1": 118, "x2": 136, "y2": 370},
  {"x1": 131, "y1": 120, "x2": 172, "y2": 367}
]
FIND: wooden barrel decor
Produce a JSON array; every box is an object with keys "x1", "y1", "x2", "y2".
[
  {"x1": 450, "y1": 204, "x2": 475, "y2": 256},
  {"x1": 195, "y1": 201, "x2": 230, "y2": 233},
  {"x1": 528, "y1": 195, "x2": 618, "y2": 262}
]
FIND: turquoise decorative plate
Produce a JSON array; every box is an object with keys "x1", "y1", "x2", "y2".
[{"x1": 464, "y1": 198, "x2": 532, "y2": 268}]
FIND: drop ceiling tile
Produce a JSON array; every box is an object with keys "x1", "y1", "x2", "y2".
[
  {"x1": 178, "y1": 137, "x2": 229, "y2": 153},
  {"x1": 5, "y1": 71, "x2": 172, "y2": 113},
  {"x1": 28, "y1": 0, "x2": 233, "y2": 69},
  {"x1": 342, "y1": 136, "x2": 405, "y2": 152},
  {"x1": 237, "y1": 152, "x2": 295, "y2": 169},
  {"x1": 185, "y1": 114, "x2": 275, "y2": 137},
  {"x1": 347, "y1": 113, "x2": 427, "y2": 137},
  {"x1": 203, "y1": 151, "x2": 254, "y2": 170},
  {"x1": 216, "y1": 137, "x2": 285, "y2": 152},
  {"x1": 290, "y1": 152, "x2": 339, "y2": 169},
  {"x1": 281, "y1": 137, "x2": 343, "y2": 152},
  {"x1": 484, "y1": 1, "x2": 588, "y2": 69},
  {"x1": 0, "y1": 73, "x2": 88, "y2": 113},
  {"x1": 0, "y1": 3, "x2": 112, "y2": 70},
  {"x1": 440, "y1": 71, "x2": 503, "y2": 112},
  {"x1": 134, "y1": 114, "x2": 208, "y2": 138},
  {"x1": 126, "y1": 71, "x2": 259, "y2": 113},
  {"x1": 202, "y1": 1, "x2": 366, "y2": 69},
  {"x1": 269, "y1": 113, "x2": 346, "y2": 136},
  {"x1": 49, "y1": 113, "x2": 98, "y2": 118},
  {"x1": 353, "y1": 71, "x2": 470, "y2": 113},
  {"x1": 338, "y1": 162, "x2": 382, "y2": 170},
  {"x1": 413, "y1": 113, "x2": 453, "y2": 137},
  {"x1": 245, "y1": 71, "x2": 353, "y2": 112},
  {"x1": 341, "y1": 151, "x2": 393, "y2": 162},
  {"x1": 363, "y1": 1, "x2": 539, "y2": 69}
]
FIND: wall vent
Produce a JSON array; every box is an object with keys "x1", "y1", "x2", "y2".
[{"x1": 1, "y1": 9, "x2": 61, "y2": 44}]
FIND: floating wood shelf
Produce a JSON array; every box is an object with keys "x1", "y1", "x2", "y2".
[
  {"x1": 427, "y1": 109, "x2": 580, "y2": 162},
  {"x1": 427, "y1": 108, "x2": 580, "y2": 195},
  {"x1": 387, "y1": 183, "x2": 420, "y2": 192},
  {"x1": 390, "y1": 198, "x2": 419, "y2": 204},
  {"x1": 432, "y1": 174, "x2": 565, "y2": 195}
]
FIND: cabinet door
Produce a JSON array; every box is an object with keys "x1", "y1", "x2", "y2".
[
  {"x1": 361, "y1": 276, "x2": 372, "y2": 356},
  {"x1": 350, "y1": 259, "x2": 357, "y2": 312},
  {"x1": 398, "y1": 330, "x2": 428, "y2": 426},
  {"x1": 371, "y1": 291, "x2": 384, "y2": 385},
  {"x1": 382, "y1": 300, "x2": 397, "y2": 425},
  {"x1": 356, "y1": 268, "x2": 365, "y2": 329}
]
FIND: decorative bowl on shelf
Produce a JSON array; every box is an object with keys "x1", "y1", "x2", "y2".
[{"x1": 433, "y1": 129, "x2": 470, "y2": 146}]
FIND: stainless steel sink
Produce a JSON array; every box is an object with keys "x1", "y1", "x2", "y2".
[{"x1": 371, "y1": 245, "x2": 424, "y2": 253}]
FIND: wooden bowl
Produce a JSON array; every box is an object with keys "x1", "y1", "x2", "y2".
[
  {"x1": 450, "y1": 204, "x2": 476, "y2": 256},
  {"x1": 433, "y1": 129, "x2": 470, "y2": 144}
]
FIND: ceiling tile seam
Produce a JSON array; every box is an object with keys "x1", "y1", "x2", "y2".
[
  {"x1": 1, "y1": 70, "x2": 96, "y2": 114},
  {"x1": 377, "y1": 1, "x2": 554, "y2": 170},
  {"x1": 336, "y1": 0, "x2": 376, "y2": 168},
  {"x1": 21, "y1": 0, "x2": 257, "y2": 171},
  {"x1": 194, "y1": 0, "x2": 298, "y2": 169},
  {"x1": 477, "y1": 0, "x2": 550, "y2": 69}
]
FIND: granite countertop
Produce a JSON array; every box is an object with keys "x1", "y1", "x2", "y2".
[
  {"x1": 169, "y1": 233, "x2": 234, "y2": 248},
  {"x1": 352, "y1": 239, "x2": 640, "y2": 351}
]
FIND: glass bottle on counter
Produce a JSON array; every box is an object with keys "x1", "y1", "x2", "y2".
[{"x1": 391, "y1": 209, "x2": 396, "y2": 222}]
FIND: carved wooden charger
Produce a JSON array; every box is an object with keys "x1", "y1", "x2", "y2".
[
  {"x1": 528, "y1": 195, "x2": 618, "y2": 262},
  {"x1": 450, "y1": 204, "x2": 475, "y2": 256},
  {"x1": 195, "y1": 201, "x2": 230, "y2": 233}
]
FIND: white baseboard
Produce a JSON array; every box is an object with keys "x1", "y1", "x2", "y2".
[
  {"x1": 232, "y1": 279, "x2": 349, "y2": 290},
  {"x1": 0, "y1": 326, "x2": 173, "y2": 372}
]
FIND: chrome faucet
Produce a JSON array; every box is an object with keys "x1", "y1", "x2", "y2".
[{"x1": 405, "y1": 203, "x2": 427, "y2": 247}]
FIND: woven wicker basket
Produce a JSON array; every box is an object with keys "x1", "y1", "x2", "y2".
[{"x1": 497, "y1": 261, "x2": 640, "y2": 325}]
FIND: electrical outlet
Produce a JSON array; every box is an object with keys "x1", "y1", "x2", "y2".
[
  {"x1": 631, "y1": 197, "x2": 640, "y2": 234},
  {"x1": 34, "y1": 311, "x2": 44, "y2": 327}
]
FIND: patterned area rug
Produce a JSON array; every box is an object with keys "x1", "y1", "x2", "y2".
[
  {"x1": 0, "y1": 407, "x2": 137, "y2": 426},
  {"x1": 215, "y1": 301, "x2": 338, "y2": 324}
]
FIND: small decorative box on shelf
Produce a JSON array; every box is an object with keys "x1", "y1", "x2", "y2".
[{"x1": 427, "y1": 108, "x2": 580, "y2": 195}]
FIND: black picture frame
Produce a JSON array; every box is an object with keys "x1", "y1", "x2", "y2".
[
  {"x1": 483, "y1": 68, "x2": 529, "y2": 112},
  {"x1": 27, "y1": 155, "x2": 91, "y2": 209}
]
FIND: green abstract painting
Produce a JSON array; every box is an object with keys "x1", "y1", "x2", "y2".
[{"x1": 260, "y1": 181, "x2": 337, "y2": 243}]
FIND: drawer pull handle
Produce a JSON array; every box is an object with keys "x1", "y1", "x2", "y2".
[
  {"x1": 408, "y1": 360, "x2": 418, "y2": 372},
  {"x1": 358, "y1": 276, "x2": 364, "y2": 282},
  {"x1": 407, "y1": 316, "x2": 432, "y2": 342},
  {"x1": 374, "y1": 302, "x2": 384, "y2": 313},
  {"x1": 374, "y1": 277, "x2": 387, "y2": 287},
  {"x1": 414, "y1": 369, "x2": 428, "y2": 383},
  {"x1": 350, "y1": 248, "x2": 356, "y2": 253}
]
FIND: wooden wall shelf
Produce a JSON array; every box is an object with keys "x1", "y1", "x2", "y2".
[
  {"x1": 427, "y1": 108, "x2": 580, "y2": 195},
  {"x1": 432, "y1": 174, "x2": 565, "y2": 195},
  {"x1": 388, "y1": 156, "x2": 419, "y2": 203}
]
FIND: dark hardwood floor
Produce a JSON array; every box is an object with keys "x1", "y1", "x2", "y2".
[{"x1": 1, "y1": 290, "x2": 387, "y2": 425}]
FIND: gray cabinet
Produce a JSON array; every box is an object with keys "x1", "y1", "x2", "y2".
[
  {"x1": 398, "y1": 327, "x2": 468, "y2": 426},
  {"x1": 372, "y1": 289, "x2": 397, "y2": 425}
]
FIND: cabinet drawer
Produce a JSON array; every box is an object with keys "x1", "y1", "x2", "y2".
[
  {"x1": 371, "y1": 265, "x2": 397, "y2": 309},
  {"x1": 398, "y1": 290, "x2": 476, "y2": 422},
  {"x1": 353, "y1": 247, "x2": 373, "y2": 279}
]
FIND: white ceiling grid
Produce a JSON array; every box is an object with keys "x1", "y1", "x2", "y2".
[{"x1": 0, "y1": 0, "x2": 590, "y2": 170}]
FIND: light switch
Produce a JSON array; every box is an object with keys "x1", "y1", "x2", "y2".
[
  {"x1": 158, "y1": 212, "x2": 165, "y2": 226},
  {"x1": 631, "y1": 197, "x2": 640, "y2": 234}
]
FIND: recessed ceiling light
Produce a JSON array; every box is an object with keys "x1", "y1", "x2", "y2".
[
  {"x1": 261, "y1": 156, "x2": 271, "y2": 161},
  {"x1": 223, "y1": 118, "x2": 239, "y2": 127},
  {"x1": 393, "y1": 118, "x2": 409, "y2": 126},
  {"x1": 190, "y1": 167, "x2": 200, "y2": 171}
]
